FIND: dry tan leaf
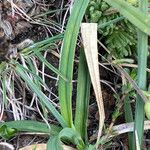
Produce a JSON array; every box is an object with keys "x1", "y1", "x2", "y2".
[
  {"x1": 81, "y1": 23, "x2": 105, "y2": 143},
  {"x1": 112, "y1": 120, "x2": 150, "y2": 136},
  {"x1": 0, "y1": 142, "x2": 14, "y2": 150},
  {"x1": 62, "y1": 145, "x2": 76, "y2": 150},
  {"x1": 19, "y1": 144, "x2": 46, "y2": 150},
  {"x1": 19, "y1": 144, "x2": 76, "y2": 150},
  {"x1": 90, "y1": 120, "x2": 150, "y2": 142}
]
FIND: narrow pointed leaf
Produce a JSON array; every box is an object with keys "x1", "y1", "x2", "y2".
[
  {"x1": 104, "y1": 0, "x2": 150, "y2": 35},
  {"x1": 74, "y1": 48, "x2": 91, "y2": 141},
  {"x1": 15, "y1": 64, "x2": 67, "y2": 128},
  {"x1": 22, "y1": 33, "x2": 64, "y2": 55},
  {"x1": 35, "y1": 52, "x2": 67, "y2": 81},
  {"x1": 1, "y1": 121, "x2": 50, "y2": 133},
  {"x1": 134, "y1": 0, "x2": 148, "y2": 149},
  {"x1": 58, "y1": 0, "x2": 90, "y2": 127},
  {"x1": 47, "y1": 128, "x2": 84, "y2": 150}
]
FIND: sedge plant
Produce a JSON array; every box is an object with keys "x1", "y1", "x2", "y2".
[{"x1": 1, "y1": 0, "x2": 150, "y2": 149}]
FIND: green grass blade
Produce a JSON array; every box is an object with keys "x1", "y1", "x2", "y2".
[
  {"x1": 25, "y1": 58, "x2": 42, "y2": 88},
  {"x1": 47, "y1": 128, "x2": 85, "y2": 150},
  {"x1": 1, "y1": 121, "x2": 48, "y2": 133},
  {"x1": 58, "y1": 0, "x2": 90, "y2": 127},
  {"x1": 134, "y1": 0, "x2": 148, "y2": 148},
  {"x1": 74, "y1": 48, "x2": 91, "y2": 142},
  {"x1": 104, "y1": 0, "x2": 150, "y2": 35},
  {"x1": 34, "y1": 8, "x2": 67, "y2": 18},
  {"x1": 47, "y1": 135, "x2": 63, "y2": 150},
  {"x1": 15, "y1": 62, "x2": 47, "y2": 88},
  {"x1": 14, "y1": 64, "x2": 67, "y2": 128},
  {"x1": 25, "y1": 57, "x2": 49, "y2": 119},
  {"x1": 22, "y1": 33, "x2": 64, "y2": 55},
  {"x1": 124, "y1": 96, "x2": 134, "y2": 150},
  {"x1": 98, "y1": 16, "x2": 125, "y2": 29},
  {"x1": 0, "y1": 121, "x2": 61, "y2": 135},
  {"x1": 35, "y1": 52, "x2": 67, "y2": 81}
]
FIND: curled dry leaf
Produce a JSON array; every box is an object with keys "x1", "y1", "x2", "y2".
[{"x1": 19, "y1": 144, "x2": 76, "y2": 150}]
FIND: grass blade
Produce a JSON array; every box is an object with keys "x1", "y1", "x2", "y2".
[
  {"x1": 14, "y1": 62, "x2": 47, "y2": 88},
  {"x1": 14, "y1": 64, "x2": 67, "y2": 128},
  {"x1": 58, "y1": 0, "x2": 90, "y2": 127},
  {"x1": 104, "y1": 0, "x2": 150, "y2": 35},
  {"x1": 74, "y1": 48, "x2": 91, "y2": 142},
  {"x1": 124, "y1": 96, "x2": 134, "y2": 150},
  {"x1": 0, "y1": 121, "x2": 61, "y2": 140},
  {"x1": 0, "y1": 120, "x2": 62, "y2": 134},
  {"x1": 35, "y1": 52, "x2": 67, "y2": 81},
  {"x1": 134, "y1": 0, "x2": 148, "y2": 148},
  {"x1": 21, "y1": 33, "x2": 64, "y2": 55},
  {"x1": 47, "y1": 128, "x2": 85, "y2": 150}
]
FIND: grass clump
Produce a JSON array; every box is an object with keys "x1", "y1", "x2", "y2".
[{"x1": 0, "y1": 0, "x2": 150, "y2": 149}]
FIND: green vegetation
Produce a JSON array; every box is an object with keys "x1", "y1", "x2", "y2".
[
  {"x1": 0, "y1": 0, "x2": 150, "y2": 149},
  {"x1": 87, "y1": 0, "x2": 137, "y2": 58}
]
